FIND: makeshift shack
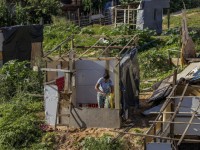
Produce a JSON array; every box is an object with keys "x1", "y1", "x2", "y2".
[
  {"x1": 144, "y1": 63, "x2": 200, "y2": 150},
  {"x1": 43, "y1": 36, "x2": 140, "y2": 128},
  {"x1": 136, "y1": 0, "x2": 170, "y2": 34}
]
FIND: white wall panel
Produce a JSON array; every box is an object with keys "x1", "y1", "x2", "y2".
[{"x1": 75, "y1": 60, "x2": 115, "y2": 104}]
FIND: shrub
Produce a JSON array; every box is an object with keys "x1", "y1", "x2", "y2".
[
  {"x1": 81, "y1": 134, "x2": 125, "y2": 150},
  {"x1": 0, "y1": 94, "x2": 43, "y2": 148},
  {"x1": 0, "y1": 60, "x2": 49, "y2": 149},
  {"x1": 0, "y1": 60, "x2": 42, "y2": 101},
  {"x1": 139, "y1": 49, "x2": 172, "y2": 78}
]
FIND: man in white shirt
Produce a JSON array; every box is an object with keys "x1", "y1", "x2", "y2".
[{"x1": 95, "y1": 73, "x2": 114, "y2": 108}]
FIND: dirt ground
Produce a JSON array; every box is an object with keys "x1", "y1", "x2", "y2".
[{"x1": 53, "y1": 92, "x2": 155, "y2": 150}]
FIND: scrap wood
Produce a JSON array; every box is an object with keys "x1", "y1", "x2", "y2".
[
  {"x1": 110, "y1": 130, "x2": 200, "y2": 143},
  {"x1": 111, "y1": 123, "x2": 135, "y2": 143},
  {"x1": 181, "y1": 10, "x2": 196, "y2": 66}
]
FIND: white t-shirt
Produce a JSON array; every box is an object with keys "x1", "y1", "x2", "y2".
[{"x1": 97, "y1": 77, "x2": 113, "y2": 94}]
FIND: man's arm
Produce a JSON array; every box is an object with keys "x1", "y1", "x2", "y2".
[{"x1": 95, "y1": 83, "x2": 104, "y2": 94}]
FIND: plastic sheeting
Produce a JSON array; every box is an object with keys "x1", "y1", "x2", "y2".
[
  {"x1": 120, "y1": 48, "x2": 140, "y2": 112},
  {"x1": 1, "y1": 25, "x2": 43, "y2": 64}
]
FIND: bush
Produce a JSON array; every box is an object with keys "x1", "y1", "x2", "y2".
[
  {"x1": 0, "y1": 94, "x2": 43, "y2": 148},
  {"x1": 170, "y1": 0, "x2": 200, "y2": 12},
  {"x1": 139, "y1": 49, "x2": 172, "y2": 78},
  {"x1": 0, "y1": 60, "x2": 51, "y2": 149},
  {"x1": 0, "y1": 0, "x2": 60, "y2": 27},
  {"x1": 0, "y1": 60, "x2": 42, "y2": 101},
  {"x1": 81, "y1": 134, "x2": 125, "y2": 150}
]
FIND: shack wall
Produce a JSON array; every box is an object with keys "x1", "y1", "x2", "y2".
[{"x1": 75, "y1": 59, "x2": 115, "y2": 105}]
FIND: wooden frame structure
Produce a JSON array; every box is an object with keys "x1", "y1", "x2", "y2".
[
  {"x1": 143, "y1": 70, "x2": 200, "y2": 149},
  {"x1": 42, "y1": 35, "x2": 138, "y2": 128},
  {"x1": 114, "y1": 6, "x2": 138, "y2": 28}
]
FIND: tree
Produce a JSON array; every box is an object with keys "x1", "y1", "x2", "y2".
[{"x1": 0, "y1": 0, "x2": 60, "y2": 27}]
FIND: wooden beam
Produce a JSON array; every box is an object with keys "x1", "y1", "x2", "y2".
[
  {"x1": 78, "y1": 38, "x2": 102, "y2": 59},
  {"x1": 177, "y1": 103, "x2": 200, "y2": 145},
  {"x1": 167, "y1": 8, "x2": 170, "y2": 29},
  {"x1": 0, "y1": 52, "x2": 2, "y2": 60},
  {"x1": 160, "y1": 84, "x2": 189, "y2": 136},
  {"x1": 150, "y1": 120, "x2": 200, "y2": 125},
  {"x1": 76, "y1": 46, "x2": 134, "y2": 49},
  {"x1": 44, "y1": 56, "x2": 120, "y2": 62},
  {"x1": 43, "y1": 36, "x2": 73, "y2": 58},
  {"x1": 145, "y1": 85, "x2": 178, "y2": 135},
  {"x1": 41, "y1": 68, "x2": 73, "y2": 73},
  {"x1": 114, "y1": 61, "x2": 120, "y2": 109},
  {"x1": 110, "y1": 130, "x2": 200, "y2": 143}
]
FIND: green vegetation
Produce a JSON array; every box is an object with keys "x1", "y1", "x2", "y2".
[
  {"x1": 0, "y1": 0, "x2": 59, "y2": 27},
  {"x1": 81, "y1": 134, "x2": 125, "y2": 150},
  {"x1": 163, "y1": 8, "x2": 200, "y2": 29},
  {"x1": 0, "y1": 61, "x2": 56, "y2": 149},
  {"x1": 170, "y1": 0, "x2": 200, "y2": 12}
]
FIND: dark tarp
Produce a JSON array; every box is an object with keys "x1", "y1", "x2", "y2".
[
  {"x1": 147, "y1": 76, "x2": 172, "y2": 104},
  {"x1": 120, "y1": 48, "x2": 140, "y2": 114},
  {"x1": 1, "y1": 25, "x2": 43, "y2": 64}
]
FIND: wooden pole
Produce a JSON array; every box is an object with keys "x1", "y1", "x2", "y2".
[
  {"x1": 161, "y1": 84, "x2": 189, "y2": 137},
  {"x1": 78, "y1": 8, "x2": 81, "y2": 27},
  {"x1": 124, "y1": 9, "x2": 126, "y2": 24},
  {"x1": 115, "y1": 8, "x2": 117, "y2": 27},
  {"x1": 150, "y1": 120, "x2": 200, "y2": 125},
  {"x1": 167, "y1": 8, "x2": 170, "y2": 29},
  {"x1": 128, "y1": 5, "x2": 130, "y2": 24},
  {"x1": 111, "y1": 130, "x2": 200, "y2": 143},
  {"x1": 177, "y1": 103, "x2": 200, "y2": 145}
]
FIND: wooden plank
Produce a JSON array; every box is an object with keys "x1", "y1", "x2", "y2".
[
  {"x1": 0, "y1": 52, "x2": 2, "y2": 60},
  {"x1": 44, "y1": 56, "x2": 119, "y2": 62},
  {"x1": 114, "y1": 60, "x2": 120, "y2": 109},
  {"x1": 43, "y1": 36, "x2": 72, "y2": 58},
  {"x1": 70, "y1": 51, "x2": 76, "y2": 107},
  {"x1": 98, "y1": 37, "x2": 121, "y2": 58},
  {"x1": 78, "y1": 38, "x2": 101, "y2": 59},
  {"x1": 31, "y1": 42, "x2": 42, "y2": 66},
  {"x1": 160, "y1": 84, "x2": 189, "y2": 136},
  {"x1": 111, "y1": 130, "x2": 200, "y2": 143},
  {"x1": 150, "y1": 120, "x2": 200, "y2": 125},
  {"x1": 0, "y1": 32, "x2": 3, "y2": 52},
  {"x1": 177, "y1": 103, "x2": 200, "y2": 145},
  {"x1": 41, "y1": 68, "x2": 72, "y2": 73},
  {"x1": 145, "y1": 85, "x2": 178, "y2": 136},
  {"x1": 46, "y1": 61, "x2": 60, "y2": 82}
]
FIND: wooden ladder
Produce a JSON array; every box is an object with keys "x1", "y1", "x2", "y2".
[{"x1": 55, "y1": 91, "x2": 72, "y2": 128}]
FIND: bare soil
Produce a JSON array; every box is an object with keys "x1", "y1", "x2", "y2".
[{"x1": 53, "y1": 92, "x2": 155, "y2": 150}]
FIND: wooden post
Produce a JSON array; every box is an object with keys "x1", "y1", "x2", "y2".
[
  {"x1": 71, "y1": 35, "x2": 74, "y2": 51},
  {"x1": 124, "y1": 9, "x2": 126, "y2": 24},
  {"x1": 170, "y1": 69, "x2": 177, "y2": 139},
  {"x1": 115, "y1": 8, "x2": 117, "y2": 27},
  {"x1": 114, "y1": 61, "x2": 120, "y2": 109},
  {"x1": 128, "y1": 5, "x2": 130, "y2": 24},
  {"x1": 69, "y1": 51, "x2": 76, "y2": 107},
  {"x1": 99, "y1": 0, "x2": 102, "y2": 25},
  {"x1": 167, "y1": 8, "x2": 170, "y2": 29},
  {"x1": 133, "y1": 9, "x2": 137, "y2": 30},
  {"x1": 78, "y1": 8, "x2": 81, "y2": 27}
]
